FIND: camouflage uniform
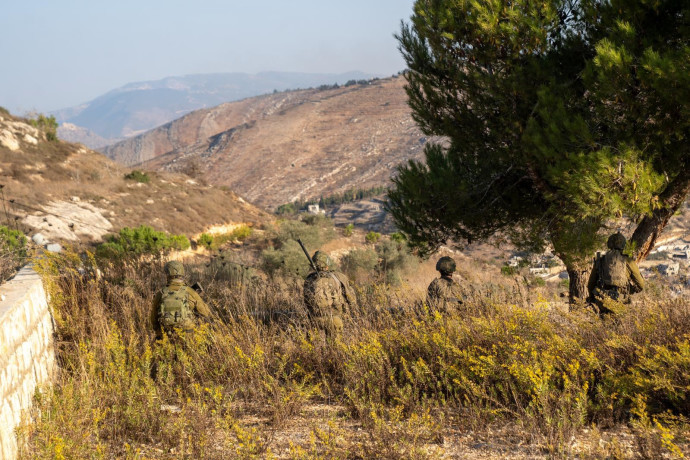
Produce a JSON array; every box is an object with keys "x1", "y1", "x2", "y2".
[
  {"x1": 427, "y1": 256, "x2": 465, "y2": 313},
  {"x1": 151, "y1": 261, "x2": 212, "y2": 338},
  {"x1": 303, "y1": 251, "x2": 356, "y2": 335},
  {"x1": 587, "y1": 233, "x2": 645, "y2": 316}
]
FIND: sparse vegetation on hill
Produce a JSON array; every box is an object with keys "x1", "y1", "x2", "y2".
[
  {"x1": 107, "y1": 76, "x2": 425, "y2": 209},
  {"x1": 124, "y1": 169, "x2": 150, "y2": 183},
  {"x1": 28, "y1": 114, "x2": 58, "y2": 142},
  {"x1": 0, "y1": 108, "x2": 269, "y2": 243},
  {"x1": 17, "y1": 247, "x2": 690, "y2": 458},
  {"x1": 276, "y1": 186, "x2": 388, "y2": 216}
]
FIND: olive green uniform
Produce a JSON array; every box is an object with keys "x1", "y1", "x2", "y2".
[
  {"x1": 427, "y1": 275, "x2": 465, "y2": 313},
  {"x1": 303, "y1": 270, "x2": 355, "y2": 335},
  {"x1": 151, "y1": 279, "x2": 212, "y2": 338}
]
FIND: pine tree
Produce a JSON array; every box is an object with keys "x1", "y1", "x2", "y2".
[{"x1": 389, "y1": 0, "x2": 689, "y2": 301}]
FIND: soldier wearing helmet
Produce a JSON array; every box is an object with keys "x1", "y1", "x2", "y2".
[
  {"x1": 587, "y1": 232, "x2": 645, "y2": 316},
  {"x1": 303, "y1": 250, "x2": 356, "y2": 336},
  {"x1": 151, "y1": 260, "x2": 212, "y2": 338},
  {"x1": 427, "y1": 256, "x2": 466, "y2": 313}
]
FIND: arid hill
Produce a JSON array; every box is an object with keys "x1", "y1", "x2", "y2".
[
  {"x1": 104, "y1": 76, "x2": 431, "y2": 210},
  {"x1": 0, "y1": 111, "x2": 268, "y2": 243}
]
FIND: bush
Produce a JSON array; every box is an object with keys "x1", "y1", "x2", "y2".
[
  {"x1": 124, "y1": 170, "x2": 150, "y2": 183},
  {"x1": 275, "y1": 202, "x2": 297, "y2": 216},
  {"x1": 341, "y1": 248, "x2": 378, "y2": 280},
  {"x1": 261, "y1": 218, "x2": 335, "y2": 277},
  {"x1": 342, "y1": 223, "x2": 354, "y2": 237},
  {"x1": 390, "y1": 232, "x2": 406, "y2": 243},
  {"x1": 501, "y1": 265, "x2": 518, "y2": 276},
  {"x1": 199, "y1": 225, "x2": 253, "y2": 251},
  {"x1": 96, "y1": 225, "x2": 190, "y2": 259},
  {"x1": 29, "y1": 114, "x2": 58, "y2": 141},
  {"x1": 198, "y1": 233, "x2": 214, "y2": 250},
  {"x1": 365, "y1": 231, "x2": 381, "y2": 244},
  {"x1": 375, "y1": 239, "x2": 419, "y2": 284}
]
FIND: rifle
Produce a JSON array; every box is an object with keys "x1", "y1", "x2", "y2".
[{"x1": 297, "y1": 238, "x2": 319, "y2": 274}]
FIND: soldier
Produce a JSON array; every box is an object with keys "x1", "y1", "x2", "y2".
[
  {"x1": 587, "y1": 232, "x2": 645, "y2": 316},
  {"x1": 427, "y1": 256, "x2": 465, "y2": 312},
  {"x1": 151, "y1": 260, "x2": 213, "y2": 338},
  {"x1": 303, "y1": 251, "x2": 356, "y2": 336}
]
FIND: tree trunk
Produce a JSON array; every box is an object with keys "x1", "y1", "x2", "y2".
[
  {"x1": 566, "y1": 263, "x2": 590, "y2": 304},
  {"x1": 631, "y1": 169, "x2": 690, "y2": 262}
]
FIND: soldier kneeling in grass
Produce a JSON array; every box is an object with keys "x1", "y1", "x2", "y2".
[
  {"x1": 151, "y1": 260, "x2": 212, "y2": 339},
  {"x1": 303, "y1": 251, "x2": 356, "y2": 337},
  {"x1": 427, "y1": 256, "x2": 466, "y2": 313},
  {"x1": 587, "y1": 233, "x2": 645, "y2": 317}
]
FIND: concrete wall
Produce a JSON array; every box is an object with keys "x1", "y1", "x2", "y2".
[{"x1": 0, "y1": 266, "x2": 54, "y2": 460}]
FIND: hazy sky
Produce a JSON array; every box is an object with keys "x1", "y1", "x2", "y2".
[{"x1": 0, "y1": 0, "x2": 415, "y2": 113}]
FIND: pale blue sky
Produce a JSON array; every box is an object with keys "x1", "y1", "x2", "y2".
[{"x1": 0, "y1": 0, "x2": 415, "y2": 113}]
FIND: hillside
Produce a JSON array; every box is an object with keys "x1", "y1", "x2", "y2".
[
  {"x1": 0, "y1": 110, "x2": 268, "y2": 243},
  {"x1": 105, "y1": 76, "x2": 431, "y2": 209},
  {"x1": 53, "y1": 71, "x2": 379, "y2": 147}
]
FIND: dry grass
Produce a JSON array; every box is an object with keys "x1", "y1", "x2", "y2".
[{"x1": 13, "y1": 247, "x2": 690, "y2": 459}]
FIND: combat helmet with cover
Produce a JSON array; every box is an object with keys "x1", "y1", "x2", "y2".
[
  {"x1": 607, "y1": 232, "x2": 627, "y2": 251},
  {"x1": 436, "y1": 256, "x2": 456, "y2": 276},
  {"x1": 165, "y1": 260, "x2": 185, "y2": 278},
  {"x1": 312, "y1": 251, "x2": 331, "y2": 271}
]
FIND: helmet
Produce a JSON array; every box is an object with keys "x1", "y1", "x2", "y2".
[
  {"x1": 607, "y1": 233, "x2": 627, "y2": 251},
  {"x1": 436, "y1": 256, "x2": 456, "y2": 275},
  {"x1": 312, "y1": 251, "x2": 330, "y2": 271},
  {"x1": 164, "y1": 260, "x2": 185, "y2": 277}
]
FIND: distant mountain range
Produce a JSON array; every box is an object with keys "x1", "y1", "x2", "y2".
[
  {"x1": 52, "y1": 71, "x2": 381, "y2": 147},
  {"x1": 104, "y1": 76, "x2": 435, "y2": 210}
]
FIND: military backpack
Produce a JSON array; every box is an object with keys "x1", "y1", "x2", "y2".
[
  {"x1": 158, "y1": 285, "x2": 193, "y2": 331},
  {"x1": 597, "y1": 251, "x2": 628, "y2": 289}
]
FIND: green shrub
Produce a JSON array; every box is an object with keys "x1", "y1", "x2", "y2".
[
  {"x1": 341, "y1": 248, "x2": 378, "y2": 280},
  {"x1": 390, "y1": 232, "x2": 406, "y2": 243},
  {"x1": 198, "y1": 226, "x2": 253, "y2": 251},
  {"x1": 275, "y1": 202, "x2": 297, "y2": 216},
  {"x1": 96, "y1": 225, "x2": 189, "y2": 259},
  {"x1": 501, "y1": 265, "x2": 518, "y2": 276},
  {"x1": 343, "y1": 223, "x2": 354, "y2": 237},
  {"x1": 365, "y1": 231, "x2": 381, "y2": 244},
  {"x1": 262, "y1": 240, "x2": 312, "y2": 277},
  {"x1": 375, "y1": 239, "x2": 419, "y2": 284},
  {"x1": 0, "y1": 225, "x2": 27, "y2": 253},
  {"x1": 124, "y1": 170, "x2": 150, "y2": 183},
  {"x1": 198, "y1": 233, "x2": 214, "y2": 250},
  {"x1": 29, "y1": 114, "x2": 58, "y2": 141},
  {"x1": 261, "y1": 218, "x2": 335, "y2": 277}
]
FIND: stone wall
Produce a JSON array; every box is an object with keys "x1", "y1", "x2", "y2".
[{"x1": 0, "y1": 266, "x2": 54, "y2": 460}]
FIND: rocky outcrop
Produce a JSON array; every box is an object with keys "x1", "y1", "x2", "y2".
[{"x1": 0, "y1": 117, "x2": 42, "y2": 152}]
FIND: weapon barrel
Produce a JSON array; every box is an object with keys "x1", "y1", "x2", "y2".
[{"x1": 297, "y1": 238, "x2": 318, "y2": 273}]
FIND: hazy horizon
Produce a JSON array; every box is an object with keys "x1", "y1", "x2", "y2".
[{"x1": 0, "y1": 1, "x2": 414, "y2": 114}]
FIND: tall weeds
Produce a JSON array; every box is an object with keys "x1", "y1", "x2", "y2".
[{"x1": 17, "y1": 251, "x2": 690, "y2": 458}]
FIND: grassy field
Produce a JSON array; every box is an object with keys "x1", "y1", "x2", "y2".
[{"x1": 15, "y1": 247, "x2": 690, "y2": 459}]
